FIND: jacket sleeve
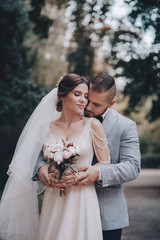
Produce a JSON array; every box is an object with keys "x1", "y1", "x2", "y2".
[
  {"x1": 98, "y1": 121, "x2": 141, "y2": 187},
  {"x1": 32, "y1": 150, "x2": 47, "y2": 181}
]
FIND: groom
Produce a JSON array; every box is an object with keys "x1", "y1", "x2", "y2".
[{"x1": 34, "y1": 74, "x2": 141, "y2": 240}]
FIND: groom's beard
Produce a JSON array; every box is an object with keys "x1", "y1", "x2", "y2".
[{"x1": 84, "y1": 109, "x2": 95, "y2": 117}]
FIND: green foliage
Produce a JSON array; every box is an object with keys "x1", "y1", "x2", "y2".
[
  {"x1": 139, "y1": 124, "x2": 160, "y2": 168},
  {"x1": 140, "y1": 137, "x2": 151, "y2": 154},
  {"x1": 0, "y1": 80, "x2": 49, "y2": 125},
  {"x1": 141, "y1": 153, "x2": 160, "y2": 168},
  {"x1": 0, "y1": 0, "x2": 51, "y2": 125},
  {"x1": 108, "y1": 0, "x2": 160, "y2": 121},
  {"x1": 0, "y1": 0, "x2": 51, "y2": 191},
  {"x1": 0, "y1": 121, "x2": 25, "y2": 192},
  {"x1": 29, "y1": 0, "x2": 53, "y2": 39},
  {"x1": 0, "y1": 1, "x2": 30, "y2": 81},
  {"x1": 116, "y1": 53, "x2": 160, "y2": 121},
  {"x1": 69, "y1": 0, "x2": 111, "y2": 77},
  {"x1": 55, "y1": 0, "x2": 111, "y2": 77},
  {"x1": 67, "y1": 1, "x2": 95, "y2": 76},
  {"x1": 67, "y1": 39, "x2": 94, "y2": 76}
]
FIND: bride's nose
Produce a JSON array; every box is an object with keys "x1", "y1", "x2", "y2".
[{"x1": 79, "y1": 95, "x2": 86, "y2": 102}]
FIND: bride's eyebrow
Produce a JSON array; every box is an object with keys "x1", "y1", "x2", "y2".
[
  {"x1": 74, "y1": 90, "x2": 81, "y2": 93},
  {"x1": 73, "y1": 90, "x2": 88, "y2": 95}
]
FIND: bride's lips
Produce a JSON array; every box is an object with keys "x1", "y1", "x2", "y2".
[{"x1": 76, "y1": 104, "x2": 85, "y2": 109}]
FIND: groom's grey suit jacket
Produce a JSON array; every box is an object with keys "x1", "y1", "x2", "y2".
[
  {"x1": 95, "y1": 108, "x2": 141, "y2": 231},
  {"x1": 33, "y1": 108, "x2": 141, "y2": 231}
]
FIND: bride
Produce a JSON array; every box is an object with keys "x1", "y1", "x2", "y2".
[{"x1": 0, "y1": 74, "x2": 110, "y2": 240}]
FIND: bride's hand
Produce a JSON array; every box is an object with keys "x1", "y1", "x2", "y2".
[
  {"x1": 61, "y1": 169, "x2": 77, "y2": 185},
  {"x1": 48, "y1": 171, "x2": 59, "y2": 188},
  {"x1": 39, "y1": 165, "x2": 59, "y2": 188},
  {"x1": 52, "y1": 170, "x2": 77, "y2": 188}
]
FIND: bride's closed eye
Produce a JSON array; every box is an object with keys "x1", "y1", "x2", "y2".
[
  {"x1": 74, "y1": 93, "x2": 80, "y2": 97},
  {"x1": 74, "y1": 93, "x2": 88, "y2": 99}
]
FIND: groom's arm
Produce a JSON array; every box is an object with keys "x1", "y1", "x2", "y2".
[
  {"x1": 96, "y1": 121, "x2": 141, "y2": 186},
  {"x1": 74, "y1": 121, "x2": 141, "y2": 187},
  {"x1": 46, "y1": 121, "x2": 141, "y2": 187},
  {"x1": 32, "y1": 151, "x2": 47, "y2": 181},
  {"x1": 32, "y1": 151, "x2": 52, "y2": 186}
]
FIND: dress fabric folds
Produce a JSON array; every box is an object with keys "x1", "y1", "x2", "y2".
[{"x1": 37, "y1": 119, "x2": 103, "y2": 240}]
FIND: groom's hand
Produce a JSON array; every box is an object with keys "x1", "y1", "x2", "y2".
[
  {"x1": 38, "y1": 165, "x2": 50, "y2": 187},
  {"x1": 75, "y1": 166, "x2": 99, "y2": 186}
]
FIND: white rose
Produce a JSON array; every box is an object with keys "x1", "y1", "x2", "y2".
[
  {"x1": 43, "y1": 147, "x2": 51, "y2": 157},
  {"x1": 75, "y1": 146, "x2": 80, "y2": 155},
  {"x1": 54, "y1": 139, "x2": 65, "y2": 151},
  {"x1": 55, "y1": 144, "x2": 63, "y2": 151},
  {"x1": 49, "y1": 145, "x2": 56, "y2": 152},
  {"x1": 68, "y1": 146, "x2": 76, "y2": 156},
  {"x1": 54, "y1": 151, "x2": 63, "y2": 164},
  {"x1": 48, "y1": 152, "x2": 54, "y2": 159},
  {"x1": 63, "y1": 150, "x2": 72, "y2": 159},
  {"x1": 48, "y1": 144, "x2": 54, "y2": 151}
]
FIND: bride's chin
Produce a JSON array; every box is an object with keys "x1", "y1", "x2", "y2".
[
  {"x1": 75, "y1": 111, "x2": 83, "y2": 115},
  {"x1": 74, "y1": 109, "x2": 84, "y2": 115},
  {"x1": 69, "y1": 106, "x2": 85, "y2": 115}
]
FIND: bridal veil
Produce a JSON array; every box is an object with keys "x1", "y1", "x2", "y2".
[{"x1": 0, "y1": 88, "x2": 60, "y2": 240}]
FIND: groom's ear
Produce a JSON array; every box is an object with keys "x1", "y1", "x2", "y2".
[{"x1": 108, "y1": 100, "x2": 115, "y2": 108}]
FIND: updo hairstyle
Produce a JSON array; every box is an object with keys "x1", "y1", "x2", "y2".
[{"x1": 56, "y1": 74, "x2": 88, "y2": 112}]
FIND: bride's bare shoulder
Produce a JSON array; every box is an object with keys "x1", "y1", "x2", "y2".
[
  {"x1": 80, "y1": 116, "x2": 90, "y2": 124},
  {"x1": 49, "y1": 120, "x2": 60, "y2": 128}
]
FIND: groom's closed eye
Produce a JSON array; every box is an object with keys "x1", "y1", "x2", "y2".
[{"x1": 93, "y1": 103, "x2": 101, "y2": 107}]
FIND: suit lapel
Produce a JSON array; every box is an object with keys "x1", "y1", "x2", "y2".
[{"x1": 102, "y1": 108, "x2": 119, "y2": 136}]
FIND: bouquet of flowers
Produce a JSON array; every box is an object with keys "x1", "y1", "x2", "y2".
[{"x1": 43, "y1": 139, "x2": 80, "y2": 188}]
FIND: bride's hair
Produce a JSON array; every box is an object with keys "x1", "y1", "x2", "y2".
[{"x1": 56, "y1": 73, "x2": 89, "y2": 112}]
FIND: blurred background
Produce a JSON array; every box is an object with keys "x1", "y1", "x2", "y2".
[{"x1": 0, "y1": 0, "x2": 160, "y2": 239}]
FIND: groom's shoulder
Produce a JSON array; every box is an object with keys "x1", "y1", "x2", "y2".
[{"x1": 111, "y1": 108, "x2": 136, "y2": 126}]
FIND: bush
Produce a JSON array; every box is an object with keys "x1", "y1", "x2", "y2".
[{"x1": 141, "y1": 153, "x2": 160, "y2": 168}]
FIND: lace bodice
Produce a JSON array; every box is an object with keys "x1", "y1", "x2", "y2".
[
  {"x1": 46, "y1": 118, "x2": 93, "y2": 169},
  {"x1": 45, "y1": 118, "x2": 110, "y2": 169}
]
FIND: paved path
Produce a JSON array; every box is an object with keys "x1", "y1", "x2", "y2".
[{"x1": 122, "y1": 169, "x2": 160, "y2": 240}]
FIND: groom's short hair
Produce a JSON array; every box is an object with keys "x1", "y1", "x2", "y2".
[{"x1": 90, "y1": 74, "x2": 116, "y2": 102}]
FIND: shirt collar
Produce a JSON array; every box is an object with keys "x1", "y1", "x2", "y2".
[{"x1": 101, "y1": 108, "x2": 110, "y2": 119}]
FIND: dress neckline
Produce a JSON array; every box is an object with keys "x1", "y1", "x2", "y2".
[{"x1": 48, "y1": 118, "x2": 93, "y2": 143}]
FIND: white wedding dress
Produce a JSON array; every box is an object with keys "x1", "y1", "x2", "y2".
[{"x1": 37, "y1": 118, "x2": 103, "y2": 240}]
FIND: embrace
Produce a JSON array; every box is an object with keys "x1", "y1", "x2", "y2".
[{"x1": 0, "y1": 74, "x2": 141, "y2": 240}]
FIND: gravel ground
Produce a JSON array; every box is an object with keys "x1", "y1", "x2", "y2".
[{"x1": 122, "y1": 169, "x2": 160, "y2": 240}]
